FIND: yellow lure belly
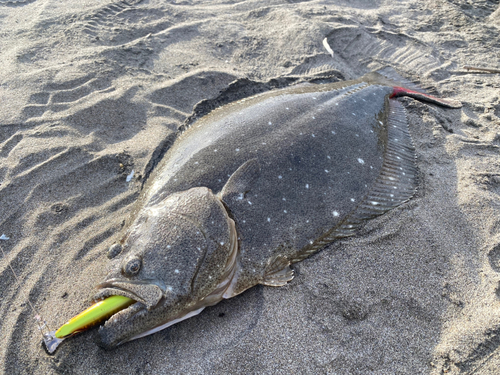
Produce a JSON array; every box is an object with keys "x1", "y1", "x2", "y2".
[{"x1": 55, "y1": 295, "x2": 135, "y2": 338}]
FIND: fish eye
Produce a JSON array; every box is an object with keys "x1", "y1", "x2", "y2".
[{"x1": 122, "y1": 257, "x2": 142, "y2": 277}]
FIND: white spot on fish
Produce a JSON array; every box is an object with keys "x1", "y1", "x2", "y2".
[
  {"x1": 350, "y1": 198, "x2": 355, "y2": 202},
  {"x1": 282, "y1": 197, "x2": 286, "y2": 201},
  {"x1": 194, "y1": 161, "x2": 199, "y2": 165},
  {"x1": 167, "y1": 245, "x2": 171, "y2": 249},
  {"x1": 220, "y1": 242, "x2": 225, "y2": 246},
  {"x1": 305, "y1": 184, "x2": 309, "y2": 189},
  {"x1": 126, "y1": 170, "x2": 135, "y2": 182},
  {"x1": 357, "y1": 158, "x2": 365, "y2": 164},
  {"x1": 284, "y1": 210, "x2": 287, "y2": 213},
  {"x1": 214, "y1": 149, "x2": 217, "y2": 152},
  {"x1": 312, "y1": 116, "x2": 316, "y2": 119},
  {"x1": 0, "y1": 234, "x2": 9, "y2": 240},
  {"x1": 370, "y1": 201, "x2": 379, "y2": 205},
  {"x1": 267, "y1": 218, "x2": 271, "y2": 222},
  {"x1": 174, "y1": 269, "x2": 180, "y2": 274},
  {"x1": 327, "y1": 155, "x2": 331, "y2": 159},
  {"x1": 379, "y1": 121, "x2": 383, "y2": 125},
  {"x1": 312, "y1": 134, "x2": 315, "y2": 137},
  {"x1": 352, "y1": 113, "x2": 356, "y2": 116},
  {"x1": 325, "y1": 170, "x2": 329, "y2": 173},
  {"x1": 236, "y1": 148, "x2": 240, "y2": 152},
  {"x1": 331, "y1": 131, "x2": 336, "y2": 134},
  {"x1": 286, "y1": 107, "x2": 289, "y2": 110},
  {"x1": 333, "y1": 211, "x2": 339, "y2": 217},
  {"x1": 268, "y1": 121, "x2": 272, "y2": 125},
  {"x1": 248, "y1": 201, "x2": 252, "y2": 205},
  {"x1": 278, "y1": 175, "x2": 282, "y2": 179}
]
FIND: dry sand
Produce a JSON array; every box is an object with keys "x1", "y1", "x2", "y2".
[{"x1": 1, "y1": 0, "x2": 500, "y2": 374}]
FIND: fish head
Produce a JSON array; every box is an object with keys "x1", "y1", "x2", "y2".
[{"x1": 94, "y1": 186, "x2": 239, "y2": 348}]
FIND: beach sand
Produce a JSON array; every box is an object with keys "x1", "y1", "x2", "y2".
[{"x1": 1, "y1": 0, "x2": 500, "y2": 373}]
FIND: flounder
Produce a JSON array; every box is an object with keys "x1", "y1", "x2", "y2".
[{"x1": 88, "y1": 71, "x2": 460, "y2": 348}]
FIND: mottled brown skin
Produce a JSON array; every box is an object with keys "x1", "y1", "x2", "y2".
[{"x1": 94, "y1": 72, "x2": 461, "y2": 348}]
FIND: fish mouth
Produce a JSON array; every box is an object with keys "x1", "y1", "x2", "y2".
[
  {"x1": 92, "y1": 279, "x2": 167, "y2": 348},
  {"x1": 94, "y1": 278, "x2": 166, "y2": 310},
  {"x1": 96, "y1": 298, "x2": 149, "y2": 349}
]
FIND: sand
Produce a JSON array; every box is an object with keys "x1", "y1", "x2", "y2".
[{"x1": 1, "y1": 0, "x2": 500, "y2": 374}]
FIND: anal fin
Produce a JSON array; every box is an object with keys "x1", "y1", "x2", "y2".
[{"x1": 262, "y1": 255, "x2": 294, "y2": 286}]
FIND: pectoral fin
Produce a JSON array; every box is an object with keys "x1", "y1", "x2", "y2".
[
  {"x1": 219, "y1": 158, "x2": 261, "y2": 203},
  {"x1": 261, "y1": 255, "x2": 294, "y2": 286}
]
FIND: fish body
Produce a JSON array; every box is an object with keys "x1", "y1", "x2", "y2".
[{"x1": 94, "y1": 72, "x2": 460, "y2": 348}]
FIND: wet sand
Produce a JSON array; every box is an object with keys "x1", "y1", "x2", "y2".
[{"x1": 1, "y1": 0, "x2": 500, "y2": 374}]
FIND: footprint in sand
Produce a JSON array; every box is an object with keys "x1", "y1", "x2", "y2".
[
  {"x1": 21, "y1": 73, "x2": 114, "y2": 120},
  {"x1": 80, "y1": 0, "x2": 166, "y2": 46}
]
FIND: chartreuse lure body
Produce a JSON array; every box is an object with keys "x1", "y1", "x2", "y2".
[
  {"x1": 55, "y1": 295, "x2": 135, "y2": 338},
  {"x1": 55, "y1": 296, "x2": 135, "y2": 339},
  {"x1": 43, "y1": 295, "x2": 135, "y2": 353}
]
